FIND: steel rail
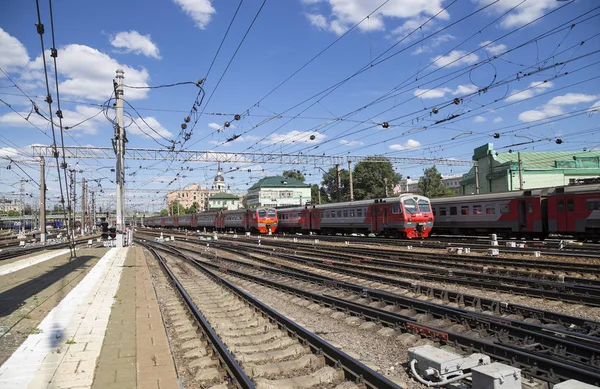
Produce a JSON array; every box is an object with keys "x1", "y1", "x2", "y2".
[
  {"x1": 155, "y1": 242, "x2": 600, "y2": 387},
  {"x1": 146, "y1": 241, "x2": 405, "y2": 389},
  {"x1": 170, "y1": 243, "x2": 600, "y2": 367},
  {"x1": 140, "y1": 242, "x2": 256, "y2": 389}
]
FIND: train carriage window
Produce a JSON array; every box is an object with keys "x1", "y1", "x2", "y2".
[
  {"x1": 500, "y1": 204, "x2": 510, "y2": 214},
  {"x1": 567, "y1": 199, "x2": 575, "y2": 211},
  {"x1": 432, "y1": 208, "x2": 437, "y2": 216},
  {"x1": 461, "y1": 206, "x2": 469, "y2": 215},
  {"x1": 486, "y1": 206, "x2": 495, "y2": 214},
  {"x1": 343, "y1": 210, "x2": 348, "y2": 218},
  {"x1": 418, "y1": 199, "x2": 431, "y2": 213},
  {"x1": 337, "y1": 210, "x2": 342, "y2": 218},
  {"x1": 268, "y1": 209, "x2": 276, "y2": 217},
  {"x1": 439, "y1": 207, "x2": 447, "y2": 216},
  {"x1": 357, "y1": 209, "x2": 363, "y2": 217},
  {"x1": 473, "y1": 205, "x2": 482, "y2": 215},
  {"x1": 403, "y1": 198, "x2": 418, "y2": 214},
  {"x1": 558, "y1": 200, "x2": 565, "y2": 212},
  {"x1": 528, "y1": 203, "x2": 533, "y2": 213},
  {"x1": 325, "y1": 211, "x2": 330, "y2": 218},
  {"x1": 450, "y1": 206, "x2": 457, "y2": 215},
  {"x1": 350, "y1": 210, "x2": 355, "y2": 217},
  {"x1": 392, "y1": 204, "x2": 400, "y2": 214},
  {"x1": 586, "y1": 199, "x2": 600, "y2": 210}
]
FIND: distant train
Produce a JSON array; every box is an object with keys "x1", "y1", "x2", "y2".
[
  {"x1": 431, "y1": 184, "x2": 600, "y2": 239},
  {"x1": 277, "y1": 194, "x2": 434, "y2": 238},
  {"x1": 144, "y1": 207, "x2": 278, "y2": 234}
]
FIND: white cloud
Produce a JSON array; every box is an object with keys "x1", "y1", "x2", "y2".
[
  {"x1": 266, "y1": 130, "x2": 326, "y2": 145},
  {"x1": 0, "y1": 147, "x2": 21, "y2": 159},
  {"x1": 452, "y1": 84, "x2": 477, "y2": 95},
  {"x1": 208, "y1": 122, "x2": 221, "y2": 130},
  {"x1": 302, "y1": 0, "x2": 448, "y2": 36},
  {"x1": 389, "y1": 139, "x2": 421, "y2": 151},
  {"x1": 506, "y1": 81, "x2": 553, "y2": 103},
  {"x1": 492, "y1": 117, "x2": 503, "y2": 123},
  {"x1": 472, "y1": 0, "x2": 560, "y2": 28},
  {"x1": 414, "y1": 87, "x2": 451, "y2": 99},
  {"x1": 412, "y1": 34, "x2": 454, "y2": 55},
  {"x1": 479, "y1": 40, "x2": 507, "y2": 56},
  {"x1": 473, "y1": 116, "x2": 486, "y2": 123},
  {"x1": 110, "y1": 31, "x2": 161, "y2": 59},
  {"x1": 130, "y1": 117, "x2": 174, "y2": 140},
  {"x1": 589, "y1": 100, "x2": 600, "y2": 115},
  {"x1": 432, "y1": 50, "x2": 479, "y2": 68},
  {"x1": 0, "y1": 28, "x2": 29, "y2": 73},
  {"x1": 339, "y1": 139, "x2": 363, "y2": 146},
  {"x1": 26, "y1": 44, "x2": 151, "y2": 101},
  {"x1": 519, "y1": 93, "x2": 598, "y2": 122},
  {"x1": 172, "y1": 0, "x2": 216, "y2": 29}
]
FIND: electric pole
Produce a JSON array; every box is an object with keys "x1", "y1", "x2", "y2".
[
  {"x1": 19, "y1": 179, "x2": 26, "y2": 234},
  {"x1": 336, "y1": 164, "x2": 341, "y2": 203},
  {"x1": 90, "y1": 190, "x2": 96, "y2": 232},
  {"x1": 518, "y1": 152, "x2": 524, "y2": 190},
  {"x1": 348, "y1": 160, "x2": 354, "y2": 202},
  {"x1": 69, "y1": 169, "x2": 77, "y2": 241},
  {"x1": 81, "y1": 177, "x2": 86, "y2": 235},
  {"x1": 40, "y1": 157, "x2": 46, "y2": 243},
  {"x1": 115, "y1": 69, "x2": 126, "y2": 247}
]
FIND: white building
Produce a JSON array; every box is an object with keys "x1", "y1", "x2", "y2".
[
  {"x1": 396, "y1": 174, "x2": 463, "y2": 195},
  {"x1": 246, "y1": 176, "x2": 311, "y2": 209},
  {"x1": 207, "y1": 192, "x2": 242, "y2": 211}
]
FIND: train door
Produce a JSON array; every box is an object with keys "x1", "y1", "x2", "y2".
[
  {"x1": 518, "y1": 200, "x2": 527, "y2": 234},
  {"x1": 371, "y1": 206, "x2": 378, "y2": 232},
  {"x1": 383, "y1": 207, "x2": 389, "y2": 230}
]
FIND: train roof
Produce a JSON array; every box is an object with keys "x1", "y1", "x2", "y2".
[
  {"x1": 549, "y1": 183, "x2": 600, "y2": 195},
  {"x1": 276, "y1": 194, "x2": 430, "y2": 212}
]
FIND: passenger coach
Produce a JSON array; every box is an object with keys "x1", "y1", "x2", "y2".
[{"x1": 278, "y1": 194, "x2": 434, "y2": 238}]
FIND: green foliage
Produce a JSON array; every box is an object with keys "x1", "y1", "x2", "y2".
[
  {"x1": 320, "y1": 167, "x2": 350, "y2": 202},
  {"x1": 353, "y1": 157, "x2": 401, "y2": 200},
  {"x1": 241, "y1": 195, "x2": 249, "y2": 209},
  {"x1": 7, "y1": 210, "x2": 20, "y2": 217},
  {"x1": 186, "y1": 202, "x2": 200, "y2": 214},
  {"x1": 159, "y1": 209, "x2": 168, "y2": 216},
  {"x1": 310, "y1": 184, "x2": 320, "y2": 204},
  {"x1": 282, "y1": 170, "x2": 305, "y2": 182},
  {"x1": 418, "y1": 166, "x2": 454, "y2": 198}
]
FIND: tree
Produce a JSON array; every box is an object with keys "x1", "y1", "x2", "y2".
[
  {"x1": 282, "y1": 170, "x2": 305, "y2": 182},
  {"x1": 159, "y1": 209, "x2": 168, "y2": 216},
  {"x1": 321, "y1": 167, "x2": 350, "y2": 202},
  {"x1": 310, "y1": 184, "x2": 320, "y2": 204},
  {"x1": 170, "y1": 200, "x2": 185, "y2": 215},
  {"x1": 241, "y1": 195, "x2": 249, "y2": 209},
  {"x1": 352, "y1": 157, "x2": 401, "y2": 200},
  {"x1": 418, "y1": 166, "x2": 454, "y2": 198},
  {"x1": 186, "y1": 202, "x2": 200, "y2": 214},
  {"x1": 8, "y1": 210, "x2": 20, "y2": 217}
]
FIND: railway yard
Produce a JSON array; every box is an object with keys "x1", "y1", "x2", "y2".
[{"x1": 0, "y1": 229, "x2": 598, "y2": 389}]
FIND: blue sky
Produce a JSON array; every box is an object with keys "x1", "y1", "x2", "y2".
[{"x1": 1, "y1": 0, "x2": 599, "y2": 212}]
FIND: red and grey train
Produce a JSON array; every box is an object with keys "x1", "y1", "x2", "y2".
[
  {"x1": 430, "y1": 184, "x2": 600, "y2": 239},
  {"x1": 277, "y1": 194, "x2": 434, "y2": 238},
  {"x1": 144, "y1": 207, "x2": 278, "y2": 234}
]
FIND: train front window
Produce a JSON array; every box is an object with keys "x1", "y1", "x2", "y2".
[
  {"x1": 268, "y1": 209, "x2": 276, "y2": 217},
  {"x1": 403, "y1": 198, "x2": 418, "y2": 214},
  {"x1": 258, "y1": 209, "x2": 267, "y2": 218},
  {"x1": 418, "y1": 199, "x2": 431, "y2": 213}
]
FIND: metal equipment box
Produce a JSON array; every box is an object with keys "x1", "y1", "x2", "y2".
[
  {"x1": 553, "y1": 380, "x2": 599, "y2": 389},
  {"x1": 408, "y1": 345, "x2": 490, "y2": 381},
  {"x1": 471, "y1": 362, "x2": 521, "y2": 389}
]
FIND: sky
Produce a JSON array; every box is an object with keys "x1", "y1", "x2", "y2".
[{"x1": 1, "y1": 0, "x2": 599, "y2": 213}]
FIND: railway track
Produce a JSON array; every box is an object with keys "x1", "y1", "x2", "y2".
[
  {"x1": 187, "y1": 237, "x2": 600, "y2": 307},
  {"x1": 0, "y1": 237, "x2": 99, "y2": 261},
  {"x1": 151, "y1": 241, "x2": 600, "y2": 387},
  {"x1": 140, "y1": 241, "x2": 404, "y2": 389}
]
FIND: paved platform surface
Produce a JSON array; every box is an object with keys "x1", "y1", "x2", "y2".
[
  {"x1": 0, "y1": 245, "x2": 179, "y2": 389},
  {"x1": 0, "y1": 249, "x2": 72, "y2": 276}
]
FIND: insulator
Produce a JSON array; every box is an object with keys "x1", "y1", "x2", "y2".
[
  {"x1": 184, "y1": 116, "x2": 190, "y2": 123},
  {"x1": 432, "y1": 107, "x2": 439, "y2": 114},
  {"x1": 382, "y1": 122, "x2": 389, "y2": 129},
  {"x1": 310, "y1": 134, "x2": 316, "y2": 140},
  {"x1": 181, "y1": 123, "x2": 187, "y2": 130},
  {"x1": 234, "y1": 114, "x2": 241, "y2": 121},
  {"x1": 224, "y1": 121, "x2": 231, "y2": 127},
  {"x1": 556, "y1": 138, "x2": 563, "y2": 144},
  {"x1": 453, "y1": 98, "x2": 460, "y2": 105},
  {"x1": 493, "y1": 133, "x2": 500, "y2": 138}
]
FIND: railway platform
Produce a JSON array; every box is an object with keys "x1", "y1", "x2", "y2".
[{"x1": 0, "y1": 247, "x2": 179, "y2": 389}]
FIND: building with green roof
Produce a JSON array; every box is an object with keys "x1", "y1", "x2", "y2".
[
  {"x1": 462, "y1": 143, "x2": 600, "y2": 194},
  {"x1": 246, "y1": 176, "x2": 311, "y2": 208},
  {"x1": 207, "y1": 192, "x2": 242, "y2": 211}
]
